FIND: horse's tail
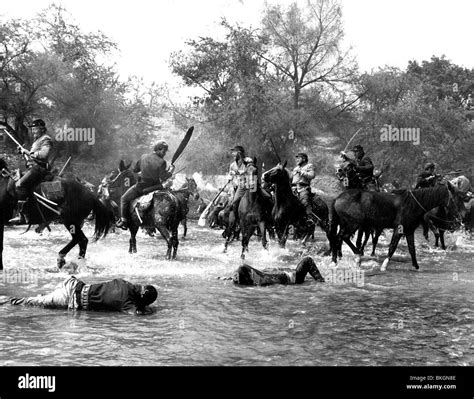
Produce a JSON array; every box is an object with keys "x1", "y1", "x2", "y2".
[{"x1": 91, "y1": 196, "x2": 113, "y2": 241}]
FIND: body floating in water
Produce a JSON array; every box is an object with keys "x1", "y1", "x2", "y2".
[
  {"x1": 5, "y1": 271, "x2": 157, "y2": 314},
  {"x1": 230, "y1": 256, "x2": 325, "y2": 286}
]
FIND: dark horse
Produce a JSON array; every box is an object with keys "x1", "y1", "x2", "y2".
[
  {"x1": 329, "y1": 182, "x2": 466, "y2": 270},
  {"x1": 173, "y1": 177, "x2": 200, "y2": 238},
  {"x1": 224, "y1": 158, "x2": 273, "y2": 259},
  {"x1": 98, "y1": 160, "x2": 137, "y2": 221},
  {"x1": 0, "y1": 158, "x2": 113, "y2": 270},
  {"x1": 127, "y1": 181, "x2": 195, "y2": 259},
  {"x1": 262, "y1": 161, "x2": 330, "y2": 248}
]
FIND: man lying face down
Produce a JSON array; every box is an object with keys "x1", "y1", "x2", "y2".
[
  {"x1": 5, "y1": 267, "x2": 157, "y2": 315},
  {"x1": 230, "y1": 256, "x2": 325, "y2": 286}
]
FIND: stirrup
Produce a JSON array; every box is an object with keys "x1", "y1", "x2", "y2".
[
  {"x1": 8, "y1": 200, "x2": 28, "y2": 224},
  {"x1": 116, "y1": 218, "x2": 129, "y2": 230}
]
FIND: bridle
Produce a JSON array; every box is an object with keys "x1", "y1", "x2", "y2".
[{"x1": 408, "y1": 184, "x2": 464, "y2": 225}]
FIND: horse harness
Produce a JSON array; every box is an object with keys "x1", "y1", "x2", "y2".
[{"x1": 408, "y1": 186, "x2": 464, "y2": 225}]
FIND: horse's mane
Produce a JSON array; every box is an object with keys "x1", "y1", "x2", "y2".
[{"x1": 401, "y1": 185, "x2": 448, "y2": 214}]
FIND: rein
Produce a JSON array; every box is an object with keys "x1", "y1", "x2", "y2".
[
  {"x1": 108, "y1": 168, "x2": 129, "y2": 188},
  {"x1": 408, "y1": 186, "x2": 463, "y2": 224}
]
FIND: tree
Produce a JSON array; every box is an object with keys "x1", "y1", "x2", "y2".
[{"x1": 260, "y1": 0, "x2": 357, "y2": 110}]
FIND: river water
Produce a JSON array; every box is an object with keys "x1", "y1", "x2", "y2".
[{"x1": 0, "y1": 222, "x2": 472, "y2": 366}]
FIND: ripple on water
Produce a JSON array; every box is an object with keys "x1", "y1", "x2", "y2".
[{"x1": 0, "y1": 224, "x2": 473, "y2": 365}]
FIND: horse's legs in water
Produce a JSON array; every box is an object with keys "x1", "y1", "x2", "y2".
[
  {"x1": 155, "y1": 224, "x2": 171, "y2": 259},
  {"x1": 171, "y1": 225, "x2": 179, "y2": 260},
  {"x1": 405, "y1": 232, "x2": 419, "y2": 270},
  {"x1": 182, "y1": 218, "x2": 187, "y2": 238},
  {"x1": 240, "y1": 224, "x2": 251, "y2": 260},
  {"x1": 438, "y1": 229, "x2": 446, "y2": 250},
  {"x1": 129, "y1": 224, "x2": 138, "y2": 254},
  {"x1": 77, "y1": 227, "x2": 89, "y2": 259},
  {"x1": 381, "y1": 228, "x2": 403, "y2": 271},
  {"x1": 58, "y1": 223, "x2": 80, "y2": 268},
  {"x1": 259, "y1": 221, "x2": 268, "y2": 250},
  {"x1": 371, "y1": 229, "x2": 382, "y2": 257}
]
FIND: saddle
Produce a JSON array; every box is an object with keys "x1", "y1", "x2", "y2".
[{"x1": 130, "y1": 189, "x2": 180, "y2": 224}]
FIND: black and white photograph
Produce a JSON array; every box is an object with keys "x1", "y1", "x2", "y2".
[{"x1": 0, "y1": 0, "x2": 473, "y2": 395}]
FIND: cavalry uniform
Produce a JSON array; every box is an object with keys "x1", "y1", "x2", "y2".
[
  {"x1": 117, "y1": 141, "x2": 173, "y2": 229},
  {"x1": 8, "y1": 276, "x2": 157, "y2": 314},
  {"x1": 9, "y1": 119, "x2": 54, "y2": 224},
  {"x1": 415, "y1": 163, "x2": 438, "y2": 189},
  {"x1": 341, "y1": 145, "x2": 374, "y2": 190},
  {"x1": 15, "y1": 125, "x2": 53, "y2": 200},
  {"x1": 292, "y1": 154, "x2": 315, "y2": 217}
]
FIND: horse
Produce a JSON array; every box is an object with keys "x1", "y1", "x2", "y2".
[
  {"x1": 98, "y1": 160, "x2": 137, "y2": 221},
  {"x1": 126, "y1": 176, "x2": 197, "y2": 259},
  {"x1": 173, "y1": 176, "x2": 200, "y2": 238},
  {"x1": 329, "y1": 182, "x2": 466, "y2": 270},
  {"x1": 224, "y1": 158, "x2": 273, "y2": 259},
  {"x1": 0, "y1": 158, "x2": 113, "y2": 270},
  {"x1": 262, "y1": 161, "x2": 330, "y2": 249}
]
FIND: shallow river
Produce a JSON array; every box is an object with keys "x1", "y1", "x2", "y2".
[{"x1": 0, "y1": 222, "x2": 472, "y2": 366}]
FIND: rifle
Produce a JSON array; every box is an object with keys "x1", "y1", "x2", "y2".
[
  {"x1": 58, "y1": 156, "x2": 72, "y2": 177},
  {"x1": 197, "y1": 181, "x2": 231, "y2": 227}
]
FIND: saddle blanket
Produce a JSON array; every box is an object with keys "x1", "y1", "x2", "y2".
[
  {"x1": 131, "y1": 190, "x2": 179, "y2": 215},
  {"x1": 40, "y1": 180, "x2": 65, "y2": 202}
]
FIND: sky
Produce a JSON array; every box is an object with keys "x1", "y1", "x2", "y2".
[{"x1": 2, "y1": 0, "x2": 474, "y2": 93}]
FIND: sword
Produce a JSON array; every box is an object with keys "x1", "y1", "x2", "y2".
[{"x1": 0, "y1": 126, "x2": 30, "y2": 160}]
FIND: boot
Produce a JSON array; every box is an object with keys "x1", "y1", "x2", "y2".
[
  {"x1": 9, "y1": 200, "x2": 28, "y2": 225},
  {"x1": 116, "y1": 217, "x2": 129, "y2": 230}
]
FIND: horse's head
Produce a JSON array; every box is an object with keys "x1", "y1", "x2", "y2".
[
  {"x1": 262, "y1": 161, "x2": 288, "y2": 185},
  {"x1": 108, "y1": 164, "x2": 136, "y2": 193},
  {"x1": 444, "y1": 181, "x2": 468, "y2": 228},
  {"x1": 185, "y1": 177, "x2": 200, "y2": 200}
]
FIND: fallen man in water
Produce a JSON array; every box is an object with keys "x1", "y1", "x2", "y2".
[
  {"x1": 4, "y1": 272, "x2": 157, "y2": 314},
  {"x1": 228, "y1": 256, "x2": 325, "y2": 286}
]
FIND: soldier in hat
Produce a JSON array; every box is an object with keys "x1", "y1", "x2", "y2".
[
  {"x1": 291, "y1": 152, "x2": 316, "y2": 226},
  {"x1": 9, "y1": 119, "x2": 54, "y2": 224},
  {"x1": 415, "y1": 162, "x2": 439, "y2": 189},
  {"x1": 116, "y1": 140, "x2": 174, "y2": 230},
  {"x1": 342, "y1": 144, "x2": 374, "y2": 190}
]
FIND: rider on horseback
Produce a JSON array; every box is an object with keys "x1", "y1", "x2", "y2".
[
  {"x1": 340, "y1": 144, "x2": 375, "y2": 190},
  {"x1": 291, "y1": 152, "x2": 315, "y2": 228},
  {"x1": 116, "y1": 141, "x2": 174, "y2": 230},
  {"x1": 228, "y1": 145, "x2": 251, "y2": 230},
  {"x1": 227, "y1": 145, "x2": 272, "y2": 231},
  {"x1": 9, "y1": 119, "x2": 54, "y2": 224},
  {"x1": 415, "y1": 162, "x2": 440, "y2": 189}
]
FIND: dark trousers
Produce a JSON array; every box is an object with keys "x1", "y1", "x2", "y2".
[
  {"x1": 120, "y1": 183, "x2": 145, "y2": 219},
  {"x1": 15, "y1": 165, "x2": 46, "y2": 200}
]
